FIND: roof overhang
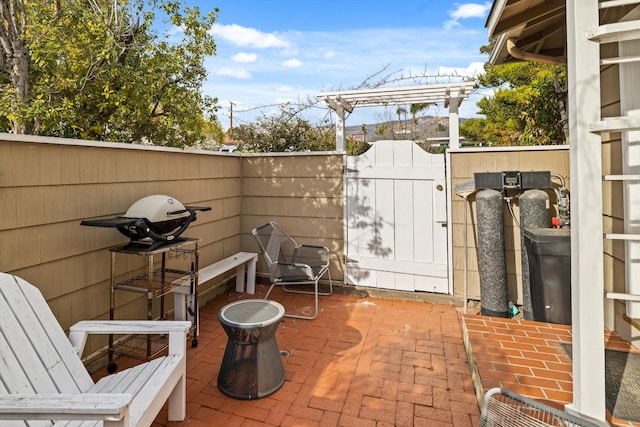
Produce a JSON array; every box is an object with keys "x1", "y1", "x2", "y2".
[
  {"x1": 486, "y1": 0, "x2": 567, "y2": 65},
  {"x1": 316, "y1": 82, "x2": 476, "y2": 114}
]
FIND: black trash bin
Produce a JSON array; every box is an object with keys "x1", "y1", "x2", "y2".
[{"x1": 523, "y1": 227, "x2": 571, "y2": 325}]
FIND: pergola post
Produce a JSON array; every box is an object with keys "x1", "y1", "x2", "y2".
[
  {"x1": 565, "y1": 0, "x2": 606, "y2": 420},
  {"x1": 335, "y1": 105, "x2": 346, "y2": 152},
  {"x1": 448, "y1": 93, "x2": 460, "y2": 149}
]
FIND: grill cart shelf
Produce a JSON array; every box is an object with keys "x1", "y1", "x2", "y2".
[{"x1": 108, "y1": 238, "x2": 199, "y2": 372}]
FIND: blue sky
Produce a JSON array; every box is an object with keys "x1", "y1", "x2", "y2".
[{"x1": 182, "y1": 1, "x2": 493, "y2": 129}]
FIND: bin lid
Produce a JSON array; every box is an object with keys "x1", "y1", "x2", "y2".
[{"x1": 524, "y1": 227, "x2": 571, "y2": 243}]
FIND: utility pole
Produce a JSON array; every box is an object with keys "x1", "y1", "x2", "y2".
[{"x1": 229, "y1": 102, "x2": 235, "y2": 133}]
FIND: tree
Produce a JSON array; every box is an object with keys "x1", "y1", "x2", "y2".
[
  {"x1": 410, "y1": 103, "x2": 432, "y2": 127},
  {"x1": 0, "y1": 0, "x2": 32, "y2": 134},
  {"x1": 0, "y1": 0, "x2": 220, "y2": 147},
  {"x1": 396, "y1": 106, "x2": 407, "y2": 131},
  {"x1": 230, "y1": 106, "x2": 335, "y2": 153},
  {"x1": 375, "y1": 123, "x2": 389, "y2": 137},
  {"x1": 461, "y1": 45, "x2": 567, "y2": 146}
]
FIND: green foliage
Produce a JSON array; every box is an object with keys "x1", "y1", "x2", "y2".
[
  {"x1": 375, "y1": 124, "x2": 389, "y2": 136},
  {"x1": 461, "y1": 58, "x2": 567, "y2": 146},
  {"x1": 230, "y1": 106, "x2": 335, "y2": 153},
  {"x1": 0, "y1": 0, "x2": 219, "y2": 147},
  {"x1": 346, "y1": 138, "x2": 370, "y2": 156},
  {"x1": 204, "y1": 116, "x2": 226, "y2": 146}
]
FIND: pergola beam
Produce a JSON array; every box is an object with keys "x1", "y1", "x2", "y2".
[
  {"x1": 319, "y1": 83, "x2": 474, "y2": 104},
  {"x1": 321, "y1": 95, "x2": 354, "y2": 114}
]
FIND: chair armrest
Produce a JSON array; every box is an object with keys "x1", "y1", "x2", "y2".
[
  {"x1": 0, "y1": 393, "x2": 131, "y2": 422},
  {"x1": 273, "y1": 260, "x2": 312, "y2": 268},
  {"x1": 294, "y1": 245, "x2": 330, "y2": 266},
  {"x1": 70, "y1": 320, "x2": 192, "y2": 334},
  {"x1": 69, "y1": 320, "x2": 192, "y2": 356},
  {"x1": 271, "y1": 261, "x2": 315, "y2": 281}
]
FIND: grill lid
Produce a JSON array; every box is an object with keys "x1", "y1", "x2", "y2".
[
  {"x1": 123, "y1": 195, "x2": 190, "y2": 223},
  {"x1": 81, "y1": 194, "x2": 211, "y2": 250}
]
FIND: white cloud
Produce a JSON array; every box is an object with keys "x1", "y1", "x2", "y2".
[
  {"x1": 209, "y1": 23, "x2": 289, "y2": 48},
  {"x1": 232, "y1": 52, "x2": 257, "y2": 63},
  {"x1": 444, "y1": 2, "x2": 491, "y2": 30},
  {"x1": 436, "y1": 62, "x2": 485, "y2": 78},
  {"x1": 451, "y1": 2, "x2": 491, "y2": 19},
  {"x1": 323, "y1": 50, "x2": 336, "y2": 59},
  {"x1": 277, "y1": 86, "x2": 295, "y2": 92},
  {"x1": 215, "y1": 67, "x2": 252, "y2": 79},
  {"x1": 443, "y1": 20, "x2": 461, "y2": 30},
  {"x1": 282, "y1": 58, "x2": 302, "y2": 68},
  {"x1": 275, "y1": 97, "x2": 297, "y2": 104}
]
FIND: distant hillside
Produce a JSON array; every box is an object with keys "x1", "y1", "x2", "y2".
[{"x1": 344, "y1": 115, "x2": 467, "y2": 141}]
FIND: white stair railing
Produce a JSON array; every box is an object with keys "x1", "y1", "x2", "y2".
[{"x1": 589, "y1": 2, "x2": 640, "y2": 308}]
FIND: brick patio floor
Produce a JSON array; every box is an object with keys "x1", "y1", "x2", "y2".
[
  {"x1": 97, "y1": 283, "x2": 640, "y2": 426},
  {"x1": 145, "y1": 284, "x2": 480, "y2": 427},
  {"x1": 462, "y1": 313, "x2": 640, "y2": 427}
]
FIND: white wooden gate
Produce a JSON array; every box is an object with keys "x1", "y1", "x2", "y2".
[{"x1": 345, "y1": 140, "x2": 448, "y2": 293}]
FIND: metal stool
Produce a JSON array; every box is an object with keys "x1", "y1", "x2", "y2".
[{"x1": 217, "y1": 299, "x2": 285, "y2": 399}]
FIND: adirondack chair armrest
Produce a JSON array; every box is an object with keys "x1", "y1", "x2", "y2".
[
  {"x1": 69, "y1": 320, "x2": 192, "y2": 356},
  {"x1": 0, "y1": 393, "x2": 132, "y2": 423}
]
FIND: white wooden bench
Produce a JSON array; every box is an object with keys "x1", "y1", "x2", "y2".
[
  {"x1": 172, "y1": 251, "x2": 258, "y2": 321},
  {"x1": 198, "y1": 251, "x2": 258, "y2": 294},
  {"x1": 0, "y1": 272, "x2": 191, "y2": 427}
]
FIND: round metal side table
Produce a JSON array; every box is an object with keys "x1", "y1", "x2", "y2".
[{"x1": 217, "y1": 299, "x2": 286, "y2": 399}]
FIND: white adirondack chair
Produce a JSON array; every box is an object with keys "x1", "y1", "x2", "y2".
[{"x1": 0, "y1": 272, "x2": 191, "y2": 427}]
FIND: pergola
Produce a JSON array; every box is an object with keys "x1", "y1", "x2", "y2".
[{"x1": 316, "y1": 82, "x2": 476, "y2": 151}]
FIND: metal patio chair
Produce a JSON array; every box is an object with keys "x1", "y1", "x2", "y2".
[
  {"x1": 479, "y1": 388, "x2": 609, "y2": 427},
  {"x1": 252, "y1": 221, "x2": 332, "y2": 320}
]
